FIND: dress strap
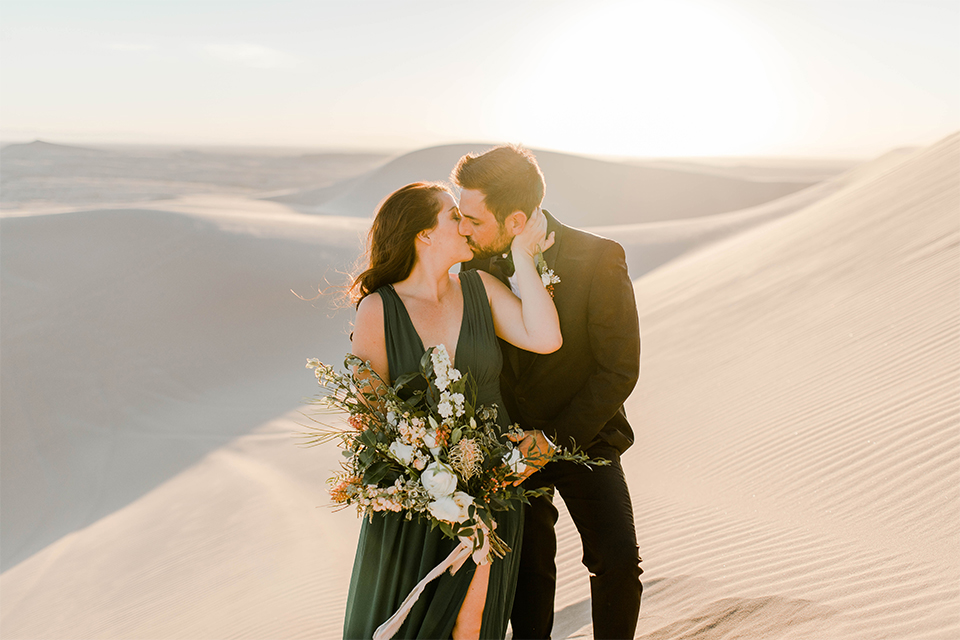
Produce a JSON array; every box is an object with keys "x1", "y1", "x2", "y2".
[{"x1": 458, "y1": 269, "x2": 496, "y2": 346}]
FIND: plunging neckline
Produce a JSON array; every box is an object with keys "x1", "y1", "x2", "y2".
[{"x1": 387, "y1": 273, "x2": 468, "y2": 370}]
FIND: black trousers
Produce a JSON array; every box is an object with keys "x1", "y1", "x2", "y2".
[{"x1": 510, "y1": 445, "x2": 642, "y2": 640}]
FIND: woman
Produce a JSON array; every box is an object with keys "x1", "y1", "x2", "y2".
[{"x1": 344, "y1": 182, "x2": 561, "y2": 639}]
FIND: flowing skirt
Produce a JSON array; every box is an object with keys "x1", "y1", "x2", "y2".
[{"x1": 343, "y1": 508, "x2": 523, "y2": 639}]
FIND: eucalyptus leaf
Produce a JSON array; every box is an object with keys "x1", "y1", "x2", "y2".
[
  {"x1": 359, "y1": 430, "x2": 377, "y2": 449},
  {"x1": 479, "y1": 509, "x2": 494, "y2": 529},
  {"x1": 419, "y1": 349, "x2": 435, "y2": 378},
  {"x1": 393, "y1": 371, "x2": 421, "y2": 389},
  {"x1": 363, "y1": 461, "x2": 394, "y2": 485}
]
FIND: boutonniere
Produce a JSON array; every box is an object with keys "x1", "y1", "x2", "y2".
[{"x1": 535, "y1": 250, "x2": 560, "y2": 297}]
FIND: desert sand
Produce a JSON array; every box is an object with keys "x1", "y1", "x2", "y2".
[{"x1": 1, "y1": 136, "x2": 956, "y2": 639}]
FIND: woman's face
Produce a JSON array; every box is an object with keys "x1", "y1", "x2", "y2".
[{"x1": 427, "y1": 191, "x2": 474, "y2": 264}]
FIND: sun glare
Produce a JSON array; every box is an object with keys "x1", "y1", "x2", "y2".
[{"x1": 496, "y1": 0, "x2": 790, "y2": 157}]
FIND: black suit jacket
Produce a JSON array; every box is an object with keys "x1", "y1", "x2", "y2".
[{"x1": 464, "y1": 211, "x2": 640, "y2": 453}]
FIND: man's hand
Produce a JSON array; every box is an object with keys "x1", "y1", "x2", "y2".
[{"x1": 507, "y1": 429, "x2": 556, "y2": 485}]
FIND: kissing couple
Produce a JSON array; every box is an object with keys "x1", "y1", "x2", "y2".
[{"x1": 341, "y1": 145, "x2": 642, "y2": 639}]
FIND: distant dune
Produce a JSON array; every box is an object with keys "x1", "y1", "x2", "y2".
[
  {"x1": 598, "y1": 146, "x2": 921, "y2": 278},
  {"x1": 0, "y1": 141, "x2": 391, "y2": 211},
  {"x1": 268, "y1": 143, "x2": 822, "y2": 226},
  {"x1": 0, "y1": 136, "x2": 956, "y2": 639},
  {"x1": 622, "y1": 155, "x2": 861, "y2": 183},
  {"x1": 1, "y1": 140, "x2": 110, "y2": 157}
]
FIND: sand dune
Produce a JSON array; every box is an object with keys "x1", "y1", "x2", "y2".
[
  {"x1": 1, "y1": 136, "x2": 956, "y2": 639},
  {"x1": 593, "y1": 147, "x2": 921, "y2": 279},
  {"x1": 268, "y1": 143, "x2": 821, "y2": 226},
  {"x1": 0, "y1": 208, "x2": 362, "y2": 569},
  {"x1": 609, "y1": 133, "x2": 959, "y2": 639}
]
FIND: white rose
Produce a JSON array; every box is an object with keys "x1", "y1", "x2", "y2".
[
  {"x1": 502, "y1": 448, "x2": 525, "y2": 475},
  {"x1": 451, "y1": 491, "x2": 474, "y2": 515},
  {"x1": 389, "y1": 441, "x2": 416, "y2": 465},
  {"x1": 427, "y1": 491, "x2": 474, "y2": 523},
  {"x1": 427, "y1": 496, "x2": 461, "y2": 523},
  {"x1": 420, "y1": 461, "x2": 458, "y2": 499}
]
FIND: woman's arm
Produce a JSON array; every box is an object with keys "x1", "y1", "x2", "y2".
[
  {"x1": 481, "y1": 209, "x2": 562, "y2": 354},
  {"x1": 351, "y1": 292, "x2": 390, "y2": 389}
]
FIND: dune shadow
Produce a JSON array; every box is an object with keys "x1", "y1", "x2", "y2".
[
  {"x1": 553, "y1": 598, "x2": 594, "y2": 639},
  {"x1": 506, "y1": 598, "x2": 593, "y2": 640},
  {"x1": 0, "y1": 208, "x2": 360, "y2": 570},
  {"x1": 637, "y1": 595, "x2": 837, "y2": 640}
]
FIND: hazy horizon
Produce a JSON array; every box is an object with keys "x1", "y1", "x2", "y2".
[{"x1": 0, "y1": 137, "x2": 896, "y2": 162}]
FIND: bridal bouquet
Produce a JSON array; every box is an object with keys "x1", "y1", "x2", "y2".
[{"x1": 303, "y1": 345, "x2": 598, "y2": 563}]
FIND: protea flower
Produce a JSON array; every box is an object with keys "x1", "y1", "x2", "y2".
[{"x1": 449, "y1": 438, "x2": 483, "y2": 480}]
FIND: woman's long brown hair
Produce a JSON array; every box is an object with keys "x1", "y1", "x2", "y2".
[{"x1": 349, "y1": 182, "x2": 451, "y2": 306}]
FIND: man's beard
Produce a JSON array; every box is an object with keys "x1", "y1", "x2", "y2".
[{"x1": 466, "y1": 225, "x2": 513, "y2": 261}]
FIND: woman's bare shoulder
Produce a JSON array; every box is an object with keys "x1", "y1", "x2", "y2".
[
  {"x1": 350, "y1": 292, "x2": 390, "y2": 381},
  {"x1": 356, "y1": 290, "x2": 384, "y2": 315},
  {"x1": 353, "y1": 292, "x2": 385, "y2": 340}
]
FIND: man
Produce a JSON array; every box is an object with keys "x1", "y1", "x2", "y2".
[{"x1": 455, "y1": 144, "x2": 642, "y2": 639}]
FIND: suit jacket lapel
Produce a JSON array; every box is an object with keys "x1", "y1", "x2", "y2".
[{"x1": 541, "y1": 210, "x2": 564, "y2": 272}]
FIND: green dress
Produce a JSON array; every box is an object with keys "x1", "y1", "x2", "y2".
[{"x1": 342, "y1": 270, "x2": 524, "y2": 640}]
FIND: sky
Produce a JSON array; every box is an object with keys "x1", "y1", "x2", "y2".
[{"x1": 1, "y1": 0, "x2": 957, "y2": 158}]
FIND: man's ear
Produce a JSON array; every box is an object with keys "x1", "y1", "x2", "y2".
[{"x1": 505, "y1": 210, "x2": 528, "y2": 237}]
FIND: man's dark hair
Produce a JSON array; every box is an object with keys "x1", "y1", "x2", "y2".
[{"x1": 453, "y1": 144, "x2": 545, "y2": 223}]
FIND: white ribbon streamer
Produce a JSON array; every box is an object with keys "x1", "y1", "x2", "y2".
[
  {"x1": 373, "y1": 541, "x2": 471, "y2": 640},
  {"x1": 373, "y1": 523, "x2": 494, "y2": 640}
]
